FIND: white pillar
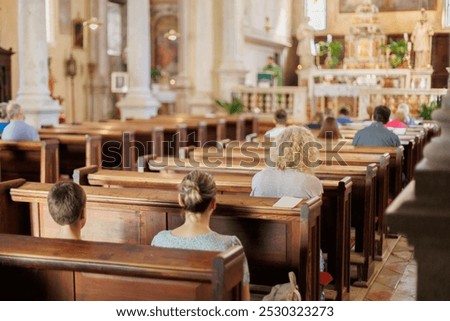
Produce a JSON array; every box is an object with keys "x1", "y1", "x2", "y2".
[
  {"x1": 187, "y1": 0, "x2": 214, "y2": 115},
  {"x1": 117, "y1": 0, "x2": 160, "y2": 119},
  {"x1": 175, "y1": 0, "x2": 192, "y2": 113},
  {"x1": 15, "y1": 0, "x2": 61, "y2": 127},
  {"x1": 218, "y1": 0, "x2": 247, "y2": 100},
  {"x1": 88, "y1": 0, "x2": 111, "y2": 121}
]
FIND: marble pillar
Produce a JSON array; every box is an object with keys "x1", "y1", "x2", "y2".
[
  {"x1": 117, "y1": 0, "x2": 160, "y2": 119},
  {"x1": 15, "y1": 0, "x2": 61, "y2": 127},
  {"x1": 88, "y1": 0, "x2": 111, "y2": 121},
  {"x1": 386, "y1": 72, "x2": 450, "y2": 300},
  {"x1": 187, "y1": 0, "x2": 214, "y2": 115},
  {"x1": 175, "y1": 0, "x2": 192, "y2": 114},
  {"x1": 217, "y1": 0, "x2": 247, "y2": 101}
]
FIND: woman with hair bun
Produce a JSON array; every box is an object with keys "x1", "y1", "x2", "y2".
[{"x1": 151, "y1": 170, "x2": 250, "y2": 300}]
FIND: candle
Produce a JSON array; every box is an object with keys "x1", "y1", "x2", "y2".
[
  {"x1": 327, "y1": 34, "x2": 332, "y2": 43},
  {"x1": 404, "y1": 33, "x2": 408, "y2": 42},
  {"x1": 407, "y1": 41, "x2": 412, "y2": 51}
]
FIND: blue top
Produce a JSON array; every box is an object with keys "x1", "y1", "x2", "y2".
[
  {"x1": 151, "y1": 230, "x2": 250, "y2": 284},
  {"x1": 352, "y1": 122, "x2": 401, "y2": 147},
  {"x1": 2, "y1": 120, "x2": 40, "y2": 141},
  {"x1": 337, "y1": 116, "x2": 353, "y2": 125},
  {"x1": 0, "y1": 121, "x2": 9, "y2": 134}
]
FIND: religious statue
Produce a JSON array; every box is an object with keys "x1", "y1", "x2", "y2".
[
  {"x1": 411, "y1": 8, "x2": 434, "y2": 70},
  {"x1": 296, "y1": 17, "x2": 316, "y2": 69}
]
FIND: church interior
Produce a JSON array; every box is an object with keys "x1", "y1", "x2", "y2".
[{"x1": 0, "y1": 0, "x2": 449, "y2": 302}]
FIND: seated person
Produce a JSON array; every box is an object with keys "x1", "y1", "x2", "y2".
[
  {"x1": 396, "y1": 103, "x2": 415, "y2": 125},
  {"x1": 251, "y1": 125, "x2": 326, "y2": 299},
  {"x1": 151, "y1": 170, "x2": 251, "y2": 300},
  {"x1": 264, "y1": 108, "x2": 287, "y2": 139},
  {"x1": 386, "y1": 109, "x2": 408, "y2": 129},
  {"x1": 2, "y1": 103, "x2": 40, "y2": 141},
  {"x1": 317, "y1": 117, "x2": 344, "y2": 140},
  {"x1": 0, "y1": 102, "x2": 9, "y2": 134},
  {"x1": 47, "y1": 181, "x2": 87, "y2": 240},
  {"x1": 251, "y1": 125, "x2": 323, "y2": 199},
  {"x1": 306, "y1": 112, "x2": 324, "y2": 130},
  {"x1": 336, "y1": 107, "x2": 353, "y2": 125},
  {"x1": 352, "y1": 105, "x2": 401, "y2": 147}
]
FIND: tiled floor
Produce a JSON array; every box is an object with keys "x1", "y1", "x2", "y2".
[{"x1": 350, "y1": 235, "x2": 417, "y2": 301}]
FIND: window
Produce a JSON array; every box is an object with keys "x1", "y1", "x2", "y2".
[
  {"x1": 305, "y1": 0, "x2": 326, "y2": 31},
  {"x1": 444, "y1": 0, "x2": 450, "y2": 28},
  {"x1": 45, "y1": 0, "x2": 55, "y2": 45}
]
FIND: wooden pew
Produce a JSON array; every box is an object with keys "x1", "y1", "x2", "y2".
[
  {"x1": 10, "y1": 181, "x2": 322, "y2": 301},
  {"x1": 143, "y1": 156, "x2": 377, "y2": 287},
  {"x1": 148, "y1": 113, "x2": 257, "y2": 141},
  {"x1": 75, "y1": 167, "x2": 352, "y2": 300},
  {"x1": 0, "y1": 179, "x2": 30, "y2": 235},
  {"x1": 39, "y1": 127, "x2": 137, "y2": 170},
  {"x1": 0, "y1": 140, "x2": 59, "y2": 183},
  {"x1": 0, "y1": 233, "x2": 244, "y2": 300},
  {"x1": 187, "y1": 144, "x2": 390, "y2": 260},
  {"x1": 39, "y1": 134, "x2": 102, "y2": 179}
]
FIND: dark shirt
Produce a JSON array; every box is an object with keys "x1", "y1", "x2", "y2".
[{"x1": 352, "y1": 122, "x2": 401, "y2": 147}]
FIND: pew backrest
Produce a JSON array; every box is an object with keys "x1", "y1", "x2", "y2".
[{"x1": 0, "y1": 233, "x2": 244, "y2": 300}]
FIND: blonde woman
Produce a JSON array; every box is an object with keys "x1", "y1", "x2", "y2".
[
  {"x1": 151, "y1": 170, "x2": 250, "y2": 300},
  {"x1": 251, "y1": 125, "x2": 323, "y2": 199}
]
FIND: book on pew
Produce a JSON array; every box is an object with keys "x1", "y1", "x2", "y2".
[{"x1": 272, "y1": 196, "x2": 303, "y2": 208}]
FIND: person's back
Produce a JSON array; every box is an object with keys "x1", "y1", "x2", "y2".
[
  {"x1": 386, "y1": 109, "x2": 408, "y2": 129},
  {"x1": 353, "y1": 105, "x2": 401, "y2": 147},
  {"x1": 252, "y1": 126, "x2": 323, "y2": 199},
  {"x1": 151, "y1": 170, "x2": 251, "y2": 300},
  {"x1": 336, "y1": 107, "x2": 353, "y2": 125},
  {"x1": 264, "y1": 108, "x2": 287, "y2": 139},
  {"x1": 317, "y1": 116, "x2": 344, "y2": 140},
  {"x1": 2, "y1": 103, "x2": 40, "y2": 141},
  {"x1": 0, "y1": 102, "x2": 9, "y2": 135}
]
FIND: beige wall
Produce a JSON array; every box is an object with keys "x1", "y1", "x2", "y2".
[{"x1": 0, "y1": 0, "x2": 19, "y2": 99}]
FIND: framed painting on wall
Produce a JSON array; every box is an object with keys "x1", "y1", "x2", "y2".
[
  {"x1": 111, "y1": 72, "x2": 128, "y2": 93},
  {"x1": 339, "y1": 0, "x2": 437, "y2": 13},
  {"x1": 73, "y1": 19, "x2": 84, "y2": 48}
]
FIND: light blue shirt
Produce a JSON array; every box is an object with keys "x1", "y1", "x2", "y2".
[
  {"x1": 2, "y1": 120, "x2": 40, "y2": 141},
  {"x1": 151, "y1": 230, "x2": 250, "y2": 285}
]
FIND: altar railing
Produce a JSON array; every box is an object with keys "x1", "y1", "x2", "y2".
[
  {"x1": 232, "y1": 86, "x2": 308, "y2": 123},
  {"x1": 359, "y1": 87, "x2": 447, "y2": 119}
]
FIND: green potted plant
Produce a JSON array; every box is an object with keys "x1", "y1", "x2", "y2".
[
  {"x1": 151, "y1": 66, "x2": 161, "y2": 83},
  {"x1": 215, "y1": 97, "x2": 244, "y2": 115},
  {"x1": 419, "y1": 99, "x2": 441, "y2": 121},
  {"x1": 383, "y1": 38, "x2": 407, "y2": 68},
  {"x1": 317, "y1": 40, "x2": 343, "y2": 68}
]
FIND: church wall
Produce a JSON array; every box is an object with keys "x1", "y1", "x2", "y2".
[
  {"x1": 241, "y1": 0, "x2": 293, "y2": 87},
  {"x1": 0, "y1": 0, "x2": 19, "y2": 100},
  {"x1": 48, "y1": 0, "x2": 90, "y2": 123}
]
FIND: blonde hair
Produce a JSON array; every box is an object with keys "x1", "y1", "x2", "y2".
[
  {"x1": 179, "y1": 170, "x2": 216, "y2": 213},
  {"x1": 6, "y1": 103, "x2": 22, "y2": 120},
  {"x1": 272, "y1": 125, "x2": 319, "y2": 174},
  {"x1": 394, "y1": 109, "x2": 407, "y2": 123}
]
